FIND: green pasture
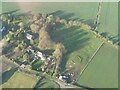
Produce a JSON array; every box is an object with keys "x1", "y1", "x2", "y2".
[
  {"x1": 2, "y1": 71, "x2": 38, "y2": 88},
  {"x1": 2, "y1": 2, "x2": 98, "y2": 20},
  {"x1": 77, "y1": 43, "x2": 118, "y2": 88},
  {"x1": 35, "y1": 78, "x2": 60, "y2": 88},
  {"x1": 97, "y1": 2, "x2": 118, "y2": 39},
  {"x1": 1, "y1": 2, "x2": 118, "y2": 88},
  {"x1": 51, "y1": 25, "x2": 103, "y2": 77},
  {"x1": 2, "y1": 2, "x2": 118, "y2": 38}
]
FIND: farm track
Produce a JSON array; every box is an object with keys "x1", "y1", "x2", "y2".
[{"x1": 78, "y1": 41, "x2": 105, "y2": 79}]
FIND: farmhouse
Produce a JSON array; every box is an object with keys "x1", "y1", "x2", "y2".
[
  {"x1": 26, "y1": 33, "x2": 33, "y2": 40},
  {"x1": 20, "y1": 64, "x2": 26, "y2": 69},
  {"x1": 1, "y1": 27, "x2": 6, "y2": 32},
  {"x1": 27, "y1": 49, "x2": 35, "y2": 55},
  {"x1": 36, "y1": 51, "x2": 46, "y2": 61},
  {"x1": 29, "y1": 49, "x2": 34, "y2": 53},
  {"x1": 58, "y1": 75, "x2": 69, "y2": 83}
]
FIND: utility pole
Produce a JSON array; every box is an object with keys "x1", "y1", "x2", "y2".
[{"x1": 94, "y1": 0, "x2": 103, "y2": 30}]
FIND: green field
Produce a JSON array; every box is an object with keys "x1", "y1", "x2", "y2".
[
  {"x1": 35, "y1": 78, "x2": 60, "y2": 88},
  {"x1": 2, "y1": 71, "x2": 38, "y2": 88},
  {"x1": 2, "y1": 2, "x2": 118, "y2": 37},
  {"x1": 52, "y1": 25, "x2": 103, "y2": 77},
  {"x1": 2, "y1": 2, "x2": 98, "y2": 20},
  {"x1": 2, "y1": 68, "x2": 17, "y2": 85},
  {"x1": 2, "y1": 2, "x2": 118, "y2": 88},
  {"x1": 2, "y1": 1, "x2": 104, "y2": 76},
  {"x1": 77, "y1": 43, "x2": 118, "y2": 88},
  {"x1": 97, "y1": 2, "x2": 118, "y2": 39}
]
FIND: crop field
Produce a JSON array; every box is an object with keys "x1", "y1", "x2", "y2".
[
  {"x1": 77, "y1": 43, "x2": 118, "y2": 88},
  {"x1": 2, "y1": 71, "x2": 38, "y2": 88}
]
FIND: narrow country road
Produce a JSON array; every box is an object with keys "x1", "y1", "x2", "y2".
[{"x1": 48, "y1": 78, "x2": 77, "y2": 89}]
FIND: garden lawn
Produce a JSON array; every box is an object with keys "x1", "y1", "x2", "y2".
[
  {"x1": 32, "y1": 60, "x2": 43, "y2": 70},
  {"x1": 77, "y1": 43, "x2": 118, "y2": 88},
  {"x1": 2, "y1": 71, "x2": 38, "y2": 88}
]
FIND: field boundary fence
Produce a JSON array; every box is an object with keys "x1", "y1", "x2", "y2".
[{"x1": 78, "y1": 41, "x2": 105, "y2": 79}]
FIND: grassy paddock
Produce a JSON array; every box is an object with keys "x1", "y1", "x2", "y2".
[
  {"x1": 2, "y1": 2, "x2": 98, "y2": 21},
  {"x1": 77, "y1": 43, "x2": 118, "y2": 88},
  {"x1": 97, "y1": 2, "x2": 118, "y2": 38},
  {"x1": 51, "y1": 25, "x2": 103, "y2": 79},
  {"x1": 35, "y1": 78, "x2": 60, "y2": 88},
  {"x1": 2, "y1": 71, "x2": 38, "y2": 88}
]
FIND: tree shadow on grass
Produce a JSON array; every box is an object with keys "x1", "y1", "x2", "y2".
[
  {"x1": 51, "y1": 10, "x2": 96, "y2": 28},
  {"x1": 1, "y1": 9, "x2": 20, "y2": 15},
  {"x1": 83, "y1": 19, "x2": 96, "y2": 28},
  {"x1": 34, "y1": 82, "x2": 46, "y2": 89},
  {"x1": 34, "y1": 77, "x2": 57, "y2": 89},
  {"x1": 51, "y1": 25, "x2": 90, "y2": 72},
  {"x1": 17, "y1": 11, "x2": 33, "y2": 17},
  {"x1": 1, "y1": 67, "x2": 18, "y2": 85},
  {"x1": 50, "y1": 10, "x2": 74, "y2": 20},
  {"x1": 74, "y1": 83, "x2": 96, "y2": 90}
]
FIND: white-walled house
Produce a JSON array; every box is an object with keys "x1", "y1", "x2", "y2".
[
  {"x1": 20, "y1": 64, "x2": 26, "y2": 69},
  {"x1": 0, "y1": 27, "x2": 6, "y2": 32},
  {"x1": 36, "y1": 51, "x2": 46, "y2": 61},
  {"x1": 36, "y1": 51, "x2": 42, "y2": 57},
  {"x1": 26, "y1": 33, "x2": 32, "y2": 40},
  {"x1": 58, "y1": 75, "x2": 68, "y2": 82}
]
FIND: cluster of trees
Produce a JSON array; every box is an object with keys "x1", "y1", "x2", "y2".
[
  {"x1": 1, "y1": 13, "x2": 119, "y2": 48},
  {"x1": 30, "y1": 24, "x2": 40, "y2": 33},
  {"x1": 53, "y1": 43, "x2": 67, "y2": 75},
  {"x1": 100, "y1": 32, "x2": 119, "y2": 46},
  {"x1": 1, "y1": 12, "x2": 119, "y2": 77},
  {"x1": 53, "y1": 16, "x2": 92, "y2": 30},
  {"x1": 0, "y1": 14, "x2": 13, "y2": 23},
  {"x1": 55, "y1": 16, "x2": 119, "y2": 47},
  {"x1": 38, "y1": 25, "x2": 56, "y2": 50},
  {"x1": 29, "y1": 14, "x2": 68, "y2": 75}
]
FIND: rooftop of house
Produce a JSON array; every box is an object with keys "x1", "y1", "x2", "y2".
[
  {"x1": 1, "y1": 27, "x2": 6, "y2": 32},
  {"x1": 35, "y1": 51, "x2": 47, "y2": 61},
  {"x1": 41, "y1": 56, "x2": 46, "y2": 61},
  {"x1": 58, "y1": 75, "x2": 69, "y2": 83},
  {"x1": 20, "y1": 64, "x2": 26, "y2": 68},
  {"x1": 36, "y1": 51, "x2": 42, "y2": 56},
  {"x1": 26, "y1": 33, "x2": 32, "y2": 40}
]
